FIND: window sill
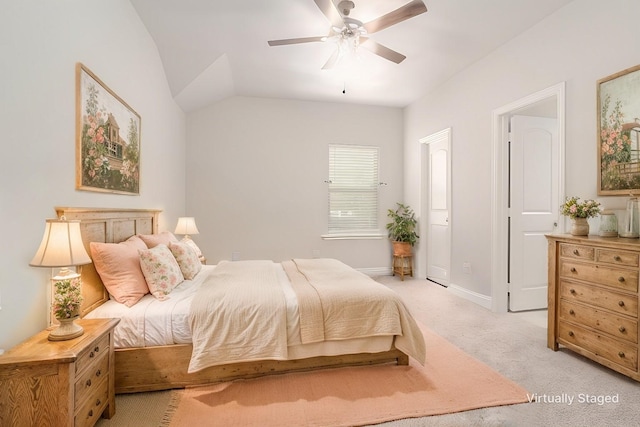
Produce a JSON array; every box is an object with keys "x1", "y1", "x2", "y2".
[{"x1": 321, "y1": 233, "x2": 385, "y2": 240}]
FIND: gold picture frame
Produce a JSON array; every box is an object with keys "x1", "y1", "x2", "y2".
[
  {"x1": 76, "y1": 63, "x2": 141, "y2": 195},
  {"x1": 597, "y1": 64, "x2": 640, "y2": 195}
]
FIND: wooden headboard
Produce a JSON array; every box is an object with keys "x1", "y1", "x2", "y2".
[{"x1": 54, "y1": 207, "x2": 161, "y2": 317}]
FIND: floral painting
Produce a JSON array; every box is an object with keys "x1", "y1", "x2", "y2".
[
  {"x1": 598, "y1": 64, "x2": 640, "y2": 195},
  {"x1": 76, "y1": 63, "x2": 141, "y2": 195}
]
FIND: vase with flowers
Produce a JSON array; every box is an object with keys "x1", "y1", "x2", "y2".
[
  {"x1": 560, "y1": 196, "x2": 602, "y2": 236},
  {"x1": 50, "y1": 277, "x2": 84, "y2": 341}
]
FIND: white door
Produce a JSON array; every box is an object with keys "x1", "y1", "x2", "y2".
[
  {"x1": 509, "y1": 115, "x2": 559, "y2": 311},
  {"x1": 425, "y1": 130, "x2": 451, "y2": 286}
]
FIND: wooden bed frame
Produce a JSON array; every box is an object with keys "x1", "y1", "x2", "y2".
[{"x1": 57, "y1": 207, "x2": 409, "y2": 394}]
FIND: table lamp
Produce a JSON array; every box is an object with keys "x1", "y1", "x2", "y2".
[{"x1": 174, "y1": 217, "x2": 200, "y2": 240}]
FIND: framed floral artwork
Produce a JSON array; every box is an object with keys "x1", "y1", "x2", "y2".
[
  {"x1": 76, "y1": 63, "x2": 141, "y2": 195},
  {"x1": 598, "y1": 64, "x2": 640, "y2": 195}
]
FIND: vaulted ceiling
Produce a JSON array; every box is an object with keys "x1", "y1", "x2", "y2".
[{"x1": 130, "y1": 0, "x2": 574, "y2": 112}]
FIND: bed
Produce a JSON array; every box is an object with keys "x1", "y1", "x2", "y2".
[{"x1": 57, "y1": 207, "x2": 426, "y2": 394}]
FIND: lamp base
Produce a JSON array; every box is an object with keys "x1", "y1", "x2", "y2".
[{"x1": 48, "y1": 317, "x2": 84, "y2": 341}]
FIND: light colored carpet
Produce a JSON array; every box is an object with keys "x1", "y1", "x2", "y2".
[
  {"x1": 97, "y1": 276, "x2": 640, "y2": 426},
  {"x1": 164, "y1": 326, "x2": 528, "y2": 426}
]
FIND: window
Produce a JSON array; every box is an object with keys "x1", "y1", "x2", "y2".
[{"x1": 325, "y1": 144, "x2": 381, "y2": 238}]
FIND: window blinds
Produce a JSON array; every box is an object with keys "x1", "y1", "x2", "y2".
[{"x1": 328, "y1": 144, "x2": 379, "y2": 234}]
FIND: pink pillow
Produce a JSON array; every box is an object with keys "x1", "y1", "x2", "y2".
[
  {"x1": 169, "y1": 241, "x2": 202, "y2": 280},
  {"x1": 90, "y1": 236, "x2": 149, "y2": 307},
  {"x1": 138, "y1": 244, "x2": 184, "y2": 300},
  {"x1": 138, "y1": 231, "x2": 179, "y2": 248}
]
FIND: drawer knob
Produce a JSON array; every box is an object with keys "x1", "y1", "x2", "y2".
[
  {"x1": 619, "y1": 351, "x2": 626, "y2": 358},
  {"x1": 95, "y1": 398, "x2": 101, "y2": 407},
  {"x1": 619, "y1": 326, "x2": 626, "y2": 333},
  {"x1": 570, "y1": 267, "x2": 577, "y2": 273},
  {"x1": 573, "y1": 249, "x2": 579, "y2": 255},
  {"x1": 96, "y1": 369, "x2": 102, "y2": 377},
  {"x1": 86, "y1": 379, "x2": 92, "y2": 387},
  {"x1": 568, "y1": 331, "x2": 574, "y2": 337},
  {"x1": 619, "y1": 300, "x2": 625, "y2": 307},
  {"x1": 569, "y1": 309, "x2": 575, "y2": 315},
  {"x1": 614, "y1": 255, "x2": 622, "y2": 261},
  {"x1": 88, "y1": 409, "x2": 94, "y2": 418},
  {"x1": 570, "y1": 289, "x2": 576, "y2": 294},
  {"x1": 618, "y1": 276, "x2": 625, "y2": 282}
]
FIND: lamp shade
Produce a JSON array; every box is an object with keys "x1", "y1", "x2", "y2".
[
  {"x1": 174, "y1": 217, "x2": 200, "y2": 235},
  {"x1": 30, "y1": 219, "x2": 92, "y2": 268}
]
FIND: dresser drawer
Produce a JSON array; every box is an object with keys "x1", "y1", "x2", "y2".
[
  {"x1": 596, "y1": 248, "x2": 639, "y2": 267},
  {"x1": 558, "y1": 321, "x2": 638, "y2": 371},
  {"x1": 75, "y1": 351, "x2": 109, "y2": 407},
  {"x1": 76, "y1": 333, "x2": 110, "y2": 375},
  {"x1": 560, "y1": 243, "x2": 595, "y2": 261},
  {"x1": 74, "y1": 377, "x2": 109, "y2": 427},
  {"x1": 559, "y1": 260, "x2": 638, "y2": 292},
  {"x1": 559, "y1": 300, "x2": 638, "y2": 343},
  {"x1": 559, "y1": 280, "x2": 638, "y2": 317}
]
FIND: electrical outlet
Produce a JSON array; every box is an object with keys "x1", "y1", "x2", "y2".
[{"x1": 463, "y1": 262, "x2": 472, "y2": 274}]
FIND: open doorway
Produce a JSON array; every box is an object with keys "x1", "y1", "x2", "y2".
[{"x1": 490, "y1": 82, "x2": 566, "y2": 313}]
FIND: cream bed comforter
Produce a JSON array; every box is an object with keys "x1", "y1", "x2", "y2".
[{"x1": 188, "y1": 259, "x2": 425, "y2": 373}]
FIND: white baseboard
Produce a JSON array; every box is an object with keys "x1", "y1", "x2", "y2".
[
  {"x1": 447, "y1": 283, "x2": 492, "y2": 310},
  {"x1": 357, "y1": 267, "x2": 393, "y2": 276}
]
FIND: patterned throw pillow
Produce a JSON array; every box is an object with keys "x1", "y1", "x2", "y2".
[
  {"x1": 168, "y1": 241, "x2": 202, "y2": 280},
  {"x1": 138, "y1": 244, "x2": 184, "y2": 300}
]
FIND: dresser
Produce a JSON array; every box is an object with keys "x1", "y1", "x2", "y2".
[
  {"x1": 0, "y1": 318, "x2": 120, "y2": 427},
  {"x1": 547, "y1": 234, "x2": 639, "y2": 381}
]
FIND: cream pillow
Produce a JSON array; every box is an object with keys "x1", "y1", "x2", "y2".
[
  {"x1": 138, "y1": 244, "x2": 184, "y2": 300},
  {"x1": 168, "y1": 241, "x2": 202, "y2": 280},
  {"x1": 138, "y1": 231, "x2": 179, "y2": 248},
  {"x1": 90, "y1": 235, "x2": 149, "y2": 307},
  {"x1": 181, "y1": 237, "x2": 203, "y2": 258}
]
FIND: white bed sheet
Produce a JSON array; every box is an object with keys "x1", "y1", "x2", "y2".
[{"x1": 85, "y1": 263, "x2": 393, "y2": 356}]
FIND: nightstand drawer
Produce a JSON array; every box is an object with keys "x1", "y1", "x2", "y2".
[
  {"x1": 560, "y1": 243, "x2": 595, "y2": 261},
  {"x1": 559, "y1": 300, "x2": 638, "y2": 343},
  {"x1": 75, "y1": 351, "x2": 109, "y2": 407},
  {"x1": 559, "y1": 280, "x2": 638, "y2": 317},
  {"x1": 75, "y1": 377, "x2": 109, "y2": 427},
  {"x1": 559, "y1": 321, "x2": 638, "y2": 371},
  {"x1": 76, "y1": 333, "x2": 110, "y2": 375},
  {"x1": 559, "y1": 260, "x2": 638, "y2": 292}
]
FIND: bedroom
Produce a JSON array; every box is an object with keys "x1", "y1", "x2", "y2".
[{"x1": 1, "y1": 0, "x2": 640, "y2": 422}]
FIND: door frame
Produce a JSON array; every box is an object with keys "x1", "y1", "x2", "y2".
[
  {"x1": 419, "y1": 128, "x2": 452, "y2": 285},
  {"x1": 490, "y1": 82, "x2": 566, "y2": 312}
]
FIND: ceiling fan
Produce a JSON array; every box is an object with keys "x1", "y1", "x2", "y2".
[{"x1": 267, "y1": 0, "x2": 427, "y2": 69}]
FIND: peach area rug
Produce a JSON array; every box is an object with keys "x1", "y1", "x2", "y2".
[{"x1": 165, "y1": 327, "x2": 530, "y2": 426}]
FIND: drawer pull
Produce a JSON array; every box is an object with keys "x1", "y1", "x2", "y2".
[
  {"x1": 88, "y1": 409, "x2": 94, "y2": 418},
  {"x1": 619, "y1": 300, "x2": 625, "y2": 307},
  {"x1": 614, "y1": 255, "x2": 622, "y2": 261},
  {"x1": 89, "y1": 346, "x2": 100, "y2": 358},
  {"x1": 95, "y1": 398, "x2": 101, "y2": 407},
  {"x1": 619, "y1": 351, "x2": 626, "y2": 358},
  {"x1": 619, "y1": 326, "x2": 626, "y2": 333},
  {"x1": 568, "y1": 331, "x2": 574, "y2": 337},
  {"x1": 618, "y1": 276, "x2": 625, "y2": 282},
  {"x1": 570, "y1": 289, "x2": 576, "y2": 294},
  {"x1": 573, "y1": 249, "x2": 579, "y2": 255},
  {"x1": 570, "y1": 267, "x2": 577, "y2": 273},
  {"x1": 86, "y1": 379, "x2": 92, "y2": 387},
  {"x1": 569, "y1": 309, "x2": 575, "y2": 315}
]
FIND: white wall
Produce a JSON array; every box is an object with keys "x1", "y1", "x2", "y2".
[
  {"x1": 186, "y1": 96, "x2": 404, "y2": 270},
  {"x1": 0, "y1": 0, "x2": 186, "y2": 350},
  {"x1": 404, "y1": 0, "x2": 639, "y2": 302}
]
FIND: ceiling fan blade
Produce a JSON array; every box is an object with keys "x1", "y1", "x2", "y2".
[
  {"x1": 313, "y1": 0, "x2": 346, "y2": 29},
  {"x1": 363, "y1": 0, "x2": 427, "y2": 34},
  {"x1": 360, "y1": 38, "x2": 406, "y2": 64},
  {"x1": 268, "y1": 36, "x2": 325, "y2": 46},
  {"x1": 321, "y1": 49, "x2": 341, "y2": 70}
]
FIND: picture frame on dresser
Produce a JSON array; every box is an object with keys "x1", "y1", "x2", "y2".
[
  {"x1": 597, "y1": 64, "x2": 640, "y2": 195},
  {"x1": 76, "y1": 63, "x2": 141, "y2": 195}
]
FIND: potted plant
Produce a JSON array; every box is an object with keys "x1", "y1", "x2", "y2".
[
  {"x1": 560, "y1": 196, "x2": 601, "y2": 236},
  {"x1": 386, "y1": 203, "x2": 419, "y2": 255}
]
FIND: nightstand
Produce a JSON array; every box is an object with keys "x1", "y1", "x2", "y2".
[{"x1": 0, "y1": 318, "x2": 120, "y2": 427}]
